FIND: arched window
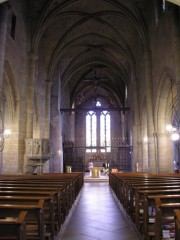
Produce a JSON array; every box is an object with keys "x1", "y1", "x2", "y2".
[
  {"x1": 100, "y1": 111, "x2": 111, "y2": 152},
  {"x1": 86, "y1": 111, "x2": 97, "y2": 152},
  {"x1": 86, "y1": 108, "x2": 111, "y2": 152}
]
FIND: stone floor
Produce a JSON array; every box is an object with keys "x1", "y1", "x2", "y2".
[{"x1": 56, "y1": 178, "x2": 142, "y2": 240}]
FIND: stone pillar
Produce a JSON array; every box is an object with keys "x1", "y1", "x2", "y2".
[
  {"x1": 0, "y1": 2, "x2": 8, "y2": 173},
  {"x1": 44, "y1": 81, "x2": 52, "y2": 138},
  {"x1": 144, "y1": 51, "x2": 157, "y2": 172},
  {"x1": 132, "y1": 124, "x2": 142, "y2": 171},
  {"x1": 131, "y1": 80, "x2": 142, "y2": 171},
  {"x1": 171, "y1": 9, "x2": 180, "y2": 120},
  {"x1": 156, "y1": 131, "x2": 174, "y2": 173},
  {"x1": 26, "y1": 52, "x2": 38, "y2": 139},
  {"x1": 142, "y1": 137, "x2": 149, "y2": 171},
  {"x1": 0, "y1": 2, "x2": 8, "y2": 87}
]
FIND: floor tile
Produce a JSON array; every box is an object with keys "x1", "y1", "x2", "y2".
[{"x1": 56, "y1": 182, "x2": 141, "y2": 240}]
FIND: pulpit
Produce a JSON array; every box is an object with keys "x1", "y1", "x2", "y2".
[
  {"x1": 88, "y1": 167, "x2": 104, "y2": 178},
  {"x1": 24, "y1": 138, "x2": 50, "y2": 174}
]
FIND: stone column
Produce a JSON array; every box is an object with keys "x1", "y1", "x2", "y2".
[
  {"x1": 0, "y1": 2, "x2": 8, "y2": 87},
  {"x1": 44, "y1": 81, "x2": 52, "y2": 138},
  {"x1": 0, "y1": 2, "x2": 8, "y2": 173},
  {"x1": 171, "y1": 9, "x2": 180, "y2": 121},
  {"x1": 156, "y1": 131, "x2": 174, "y2": 172},
  {"x1": 26, "y1": 52, "x2": 38, "y2": 139},
  {"x1": 142, "y1": 137, "x2": 149, "y2": 171},
  {"x1": 144, "y1": 51, "x2": 157, "y2": 172},
  {"x1": 131, "y1": 80, "x2": 142, "y2": 171},
  {"x1": 24, "y1": 52, "x2": 38, "y2": 172},
  {"x1": 132, "y1": 124, "x2": 142, "y2": 171}
]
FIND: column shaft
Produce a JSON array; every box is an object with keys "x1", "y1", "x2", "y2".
[
  {"x1": 171, "y1": 9, "x2": 180, "y2": 119},
  {"x1": 131, "y1": 80, "x2": 142, "y2": 171},
  {"x1": 26, "y1": 53, "x2": 38, "y2": 139},
  {"x1": 144, "y1": 51, "x2": 157, "y2": 172},
  {"x1": 156, "y1": 132, "x2": 174, "y2": 172},
  {"x1": 45, "y1": 81, "x2": 52, "y2": 138},
  {"x1": 0, "y1": 2, "x2": 8, "y2": 87}
]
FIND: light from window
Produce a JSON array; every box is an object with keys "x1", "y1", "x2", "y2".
[
  {"x1": 96, "y1": 100, "x2": 101, "y2": 107},
  {"x1": 86, "y1": 110, "x2": 111, "y2": 152},
  {"x1": 162, "y1": 0, "x2": 166, "y2": 11},
  {"x1": 86, "y1": 111, "x2": 97, "y2": 152},
  {"x1": 100, "y1": 111, "x2": 111, "y2": 152},
  {"x1": 125, "y1": 85, "x2": 127, "y2": 100}
]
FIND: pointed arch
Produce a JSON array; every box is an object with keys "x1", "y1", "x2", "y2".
[
  {"x1": 3, "y1": 60, "x2": 20, "y2": 121},
  {"x1": 155, "y1": 68, "x2": 175, "y2": 132},
  {"x1": 154, "y1": 68, "x2": 175, "y2": 172},
  {"x1": 33, "y1": 92, "x2": 40, "y2": 138}
]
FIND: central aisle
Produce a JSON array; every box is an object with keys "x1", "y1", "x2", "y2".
[{"x1": 57, "y1": 182, "x2": 141, "y2": 240}]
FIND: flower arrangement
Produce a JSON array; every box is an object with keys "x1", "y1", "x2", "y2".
[{"x1": 103, "y1": 168, "x2": 109, "y2": 175}]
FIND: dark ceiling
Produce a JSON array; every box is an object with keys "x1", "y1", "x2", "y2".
[{"x1": 28, "y1": 0, "x2": 154, "y2": 109}]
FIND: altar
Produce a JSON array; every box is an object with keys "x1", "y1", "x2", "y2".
[{"x1": 88, "y1": 167, "x2": 104, "y2": 178}]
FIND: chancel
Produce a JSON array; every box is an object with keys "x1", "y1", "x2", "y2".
[{"x1": 1, "y1": 0, "x2": 180, "y2": 240}]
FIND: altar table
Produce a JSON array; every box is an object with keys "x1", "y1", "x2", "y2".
[{"x1": 88, "y1": 167, "x2": 104, "y2": 178}]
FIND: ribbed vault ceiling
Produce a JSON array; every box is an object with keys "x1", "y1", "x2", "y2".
[{"x1": 28, "y1": 0, "x2": 152, "y2": 108}]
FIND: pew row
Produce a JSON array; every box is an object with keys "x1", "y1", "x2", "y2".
[
  {"x1": 174, "y1": 209, "x2": 180, "y2": 240},
  {"x1": 109, "y1": 172, "x2": 180, "y2": 240},
  {"x1": 0, "y1": 173, "x2": 84, "y2": 240},
  {"x1": 0, "y1": 210, "x2": 27, "y2": 240}
]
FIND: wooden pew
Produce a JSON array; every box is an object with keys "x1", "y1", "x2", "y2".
[
  {"x1": 0, "y1": 188, "x2": 62, "y2": 231},
  {"x1": 0, "y1": 195, "x2": 56, "y2": 240},
  {"x1": 0, "y1": 199, "x2": 48, "y2": 240},
  {"x1": 174, "y1": 209, "x2": 180, "y2": 240},
  {"x1": 124, "y1": 181, "x2": 180, "y2": 214},
  {"x1": 119, "y1": 179, "x2": 180, "y2": 229},
  {"x1": 0, "y1": 173, "x2": 84, "y2": 228},
  {"x1": 113, "y1": 175, "x2": 180, "y2": 214},
  {"x1": 0, "y1": 172, "x2": 83, "y2": 211},
  {"x1": 0, "y1": 173, "x2": 84, "y2": 215},
  {"x1": 109, "y1": 172, "x2": 180, "y2": 240},
  {"x1": 0, "y1": 181, "x2": 73, "y2": 223},
  {"x1": 143, "y1": 194, "x2": 180, "y2": 240},
  {"x1": 0, "y1": 210, "x2": 27, "y2": 240},
  {"x1": 0, "y1": 173, "x2": 84, "y2": 239},
  {"x1": 134, "y1": 186, "x2": 180, "y2": 227},
  {"x1": 109, "y1": 172, "x2": 180, "y2": 207},
  {"x1": 155, "y1": 198, "x2": 180, "y2": 240}
]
